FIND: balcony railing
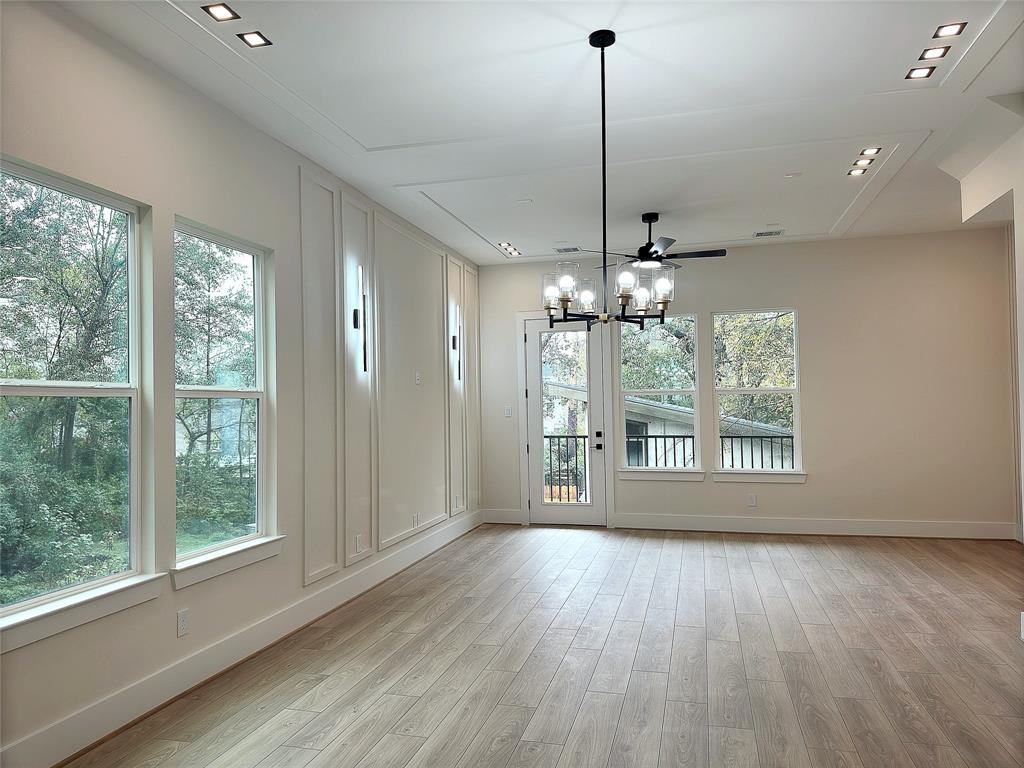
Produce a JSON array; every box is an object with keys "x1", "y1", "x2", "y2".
[
  {"x1": 626, "y1": 435, "x2": 695, "y2": 468},
  {"x1": 543, "y1": 435, "x2": 589, "y2": 503},
  {"x1": 720, "y1": 435, "x2": 794, "y2": 470}
]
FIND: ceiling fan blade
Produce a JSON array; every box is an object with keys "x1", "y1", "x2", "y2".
[
  {"x1": 651, "y1": 236, "x2": 676, "y2": 255},
  {"x1": 579, "y1": 249, "x2": 636, "y2": 259},
  {"x1": 663, "y1": 248, "x2": 727, "y2": 260}
]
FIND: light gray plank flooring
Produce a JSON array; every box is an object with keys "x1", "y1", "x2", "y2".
[{"x1": 66, "y1": 525, "x2": 1024, "y2": 768}]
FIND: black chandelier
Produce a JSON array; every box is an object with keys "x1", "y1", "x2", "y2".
[{"x1": 541, "y1": 29, "x2": 725, "y2": 330}]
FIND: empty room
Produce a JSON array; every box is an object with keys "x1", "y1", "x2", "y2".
[{"x1": 2, "y1": 2, "x2": 1023, "y2": 767}]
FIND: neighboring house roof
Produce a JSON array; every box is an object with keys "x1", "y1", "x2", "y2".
[{"x1": 546, "y1": 381, "x2": 792, "y2": 437}]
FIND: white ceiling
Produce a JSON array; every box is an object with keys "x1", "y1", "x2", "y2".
[{"x1": 65, "y1": 1, "x2": 1024, "y2": 264}]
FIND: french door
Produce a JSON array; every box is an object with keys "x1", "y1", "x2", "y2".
[{"x1": 524, "y1": 318, "x2": 608, "y2": 525}]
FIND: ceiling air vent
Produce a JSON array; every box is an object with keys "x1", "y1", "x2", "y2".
[
  {"x1": 753, "y1": 228, "x2": 786, "y2": 238},
  {"x1": 553, "y1": 246, "x2": 582, "y2": 254}
]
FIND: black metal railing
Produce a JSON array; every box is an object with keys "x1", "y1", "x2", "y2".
[
  {"x1": 626, "y1": 435, "x2": 695, "y2": 468},
  {"x1": 544, "y1": 435, "x2": 589, "y2": 502},
  {"x1": 720, "y1": 435, "x2": 794, "y2": 470}
]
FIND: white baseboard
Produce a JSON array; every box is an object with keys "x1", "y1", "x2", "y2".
[
  {"x1": 482, "y1": 508, "x2": 526, "y2": 524},
  {"x1": 2, "y1": 512, "x2": 481, "y2": 768},
  {"x1": 609, "y1": 512, "x2": 1017, "y2": 539}
]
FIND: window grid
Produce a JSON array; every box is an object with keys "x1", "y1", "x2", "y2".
[
  {"x1": 712, "y1": 309, "x2": 800, "y2": 472},
  {"x1": 619, "y1": 315, "x2": 699, "y2": 470},
  {"x1": 173, "y1": 223, "x2": 266, "y2": 561},
  {"x1": 0, "y1": 162, "x2": 141, "y2": 614}
]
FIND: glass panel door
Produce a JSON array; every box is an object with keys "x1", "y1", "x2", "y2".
[{"x1": 525, "y1": 320, "x2": 606, "y2": 525}]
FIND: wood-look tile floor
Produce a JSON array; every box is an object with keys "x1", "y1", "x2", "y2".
[{"x1": 67, "y1": 525, "x2": 1024, "y2": 768}]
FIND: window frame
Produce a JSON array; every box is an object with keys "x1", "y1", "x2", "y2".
[
  {"x1": 711, "y1": 307, "x2": 803, "y2": 474},
  {"x1": 0, "y1": 159, "x2": 143, "y2": 616},
  {"x1": 172, "y1": 219, "x2": 268, "y2": 562},
  {"x1": 616, "y1": 313, "x2": 703, "y2": 473}
]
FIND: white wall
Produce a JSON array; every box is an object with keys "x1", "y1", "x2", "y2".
[
  {"x1": 480, "y1": 228, "x2": 1017, "y2": 537},
  {"x1": 0, "y1": 4, "x2": 480, "y2": 766},
  {"x1": 959, "y1": 125, "x2": 1024, "y2": 542}
]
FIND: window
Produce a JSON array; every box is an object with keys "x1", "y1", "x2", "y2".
[
  {"x1": 619, "y1": 316, "x2": 698, "y2": 468},
  {"x1": 713, "y1": 310, "x2": 799, "y2": 471},
  {"x1": 174, "y1": 226, "x2": 262, "y2": 558},
  {"x1": 0, "y1": 167, "x2": 138, "y2": 608}
]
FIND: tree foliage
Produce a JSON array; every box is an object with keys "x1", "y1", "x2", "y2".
[{"x1": 0, "y1": 175, "x2": 259, "y2": 605}]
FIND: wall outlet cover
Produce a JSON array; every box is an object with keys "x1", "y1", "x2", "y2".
[{"x1": 176, "y1": 608, "x2": 189, "y2": 638}]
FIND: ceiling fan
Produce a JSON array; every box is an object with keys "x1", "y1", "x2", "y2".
[{"x1": 580, "y1": 212, "x2": 727, "y2": 269}]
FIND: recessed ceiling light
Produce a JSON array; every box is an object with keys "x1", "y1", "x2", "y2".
[
  {"x1": 498, "y1": 242, "x2": 511, "y2": 248},
  {"x1": 784, "y1": 172, "x2": 802, "y2": 178},
  {"x1": 515, "y1": 198, "x2": 534, "y2": 204},
  {"x1": 933, "y1": 22, "x2": 967, "y2": 38},
  {"x1": 510, "y1": 250, "x2": 521, "y2": 256},
  {"x1": 906, "y1": 66, "x2": 935, "y2": 80},
  {"x1": 848, "y1": 168, "x2": 867, "y2": 176},
  {"x1": 854, "y1": 158, "x2": 874, "y2": 167},
  {"x1": 202, "y1": 3, "x2": 240, "y2": 21},
  {"x1": 237, "y1": 31, "x2": 272, "y2": 48},
  {"x1": 920, "y1": 46, "x2": 950, "y2": 60},
  {"x1": 860, "y1": 147, "x2": 881, "y2": 156}
]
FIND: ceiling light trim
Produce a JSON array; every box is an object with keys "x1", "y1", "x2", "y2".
[
  {"x1": 201, "y1": 3, "x2": 239, "y2": 22},
  {"x1": 237, "y1": 30, "x2": 272, "y2": 48}
]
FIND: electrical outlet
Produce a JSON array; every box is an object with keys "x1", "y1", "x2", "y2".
[
  {"x1": 355, "y1": 533, "x2": 363, "y2": 552},
  {"x1": 504, "y1": 405, "x2": 513, "y2": 418},
  {"x1": 176, "y1": 608, "x2": 189, "y2": 637},
  {"x1": 415, "y1": 371, "x2": 423, "y2": 385},
  {"x1": 747, "y1": 493, "x2": 758, "y2": 508}
]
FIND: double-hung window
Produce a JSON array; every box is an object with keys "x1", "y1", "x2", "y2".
[
  {"x1": 713, "y1": 310, "x2": 800, "y2": 471},
  {"x1": 173, "y1": 224, "x2": 263, "y2": 558},
  {"x1": 619, "y1": 316, "x2": 699, "y2": 469},
  {"x1": 0, "y1": 165, "x2": 139, "y2": 608}
]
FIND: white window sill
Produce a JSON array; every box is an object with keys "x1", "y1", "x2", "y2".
[
  {"x1": 170, "y1": 534, "x2": 285, "y2": 590},
  {"x1": 618, "y1": 469, "x2": 705, "y2": 482},
  {"x1": 712, "y1": 470, "x2": 807, "y2": 484},
  {"x1": 0, "y1": 572, "x2": 165, "y2": 653}
]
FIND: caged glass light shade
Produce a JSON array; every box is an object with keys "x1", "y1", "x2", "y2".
[
  {"x1": 577, "y1": 278, "x2": 597, "y2": 312},
  {"x1": 632, "y1": 272, "x2": 654, "y2": 312},
  {"x1": 556, "y1": 261, "x2": 580, "y2": 300},
  {"x1": 541, "y1": 272, "x2": 560, "y2": 309},
  {"x1": 653, "y1": 265, "x2": 674, "y2": 303}
]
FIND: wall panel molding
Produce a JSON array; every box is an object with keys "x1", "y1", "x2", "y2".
[
  {"x1": 341, "y1": 193, "x2": 376, "y2": 566},
  {"x1": 300, "y1": 165, "x2": 344, "y2": 584}
]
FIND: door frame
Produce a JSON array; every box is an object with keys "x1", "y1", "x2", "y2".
[{"x1": 515, "y1": 311, "x2": 617, "y2": 526}]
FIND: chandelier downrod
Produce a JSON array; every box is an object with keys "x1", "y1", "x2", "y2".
[{"x1": 541, "y1": 29, "x2": 674, "y2": 331}]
